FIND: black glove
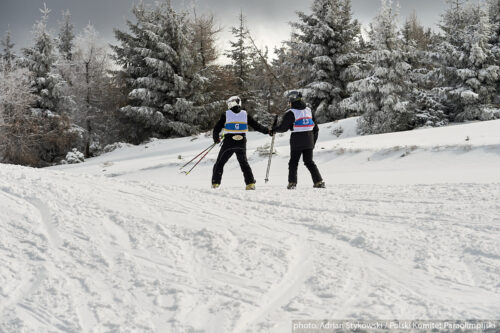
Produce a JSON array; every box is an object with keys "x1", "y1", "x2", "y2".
[
  {"x1": 268, "y1": 129, "x2": 274, "y2": 137},
  {"x1": 214, "y1": 137, "x2": 221, "y2": 144}
]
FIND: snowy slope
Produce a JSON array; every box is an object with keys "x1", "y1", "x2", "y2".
[{"x1": 1, "y1": 118, "x2": 500, "y2": 332}]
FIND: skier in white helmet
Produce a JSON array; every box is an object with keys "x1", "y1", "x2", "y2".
[{"x1": 211, "y1": 96, "x2": 271, "y2": 190}]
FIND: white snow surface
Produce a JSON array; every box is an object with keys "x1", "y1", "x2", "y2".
[{"x1": 1, "y1": 117, "x2": 500, "y2": 332}]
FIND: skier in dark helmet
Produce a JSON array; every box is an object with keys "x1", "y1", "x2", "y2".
[
  {"x1": 271, "y1": 90, "x2": 325, "y2": 189},
  {"x1": 212, "y1": 96, "x2": 271, "y2": 190}
]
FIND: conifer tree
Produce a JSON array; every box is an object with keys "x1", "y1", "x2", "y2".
[
  {"x1": 343, "y1": 0, "x2": 415, "y2": 134},
  {"x1": 486, "y1": 0, "x2": 500, "y2": 104},
  {"x1": 224, "y1": 11, "x2": 252, "y2": 99},
  {"x1": 436, "y1": 0, "x2": 499, "y2": 121},
  {"x1": 21, "y1": 4, "x2": 74, "y2": 163},
  {"x1": 403, "y1": 13, "x2": 447, "y2": 127},
  {"x1": 290, "y1": 0, "x2": 361, "y2": 122},
  {"x1": 112, "y1": 1, "x2": 209, "y2": 142},
  {"x1": 58, "y1": 10, "x2": 75, "y2": 61},
  {"x1": 22, "y1": 4, "x2": 66, "y2": 115},
  {"x1": 223, "y1": 12, "x2": 273, "y2": 123},
  {"x1": 1, "y1": 28, "x2": 16, "y2": 70}
]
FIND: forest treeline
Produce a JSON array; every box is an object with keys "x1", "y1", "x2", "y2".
[{"x1": 0, "y1": 0, "x2": 498, "y2": 167}]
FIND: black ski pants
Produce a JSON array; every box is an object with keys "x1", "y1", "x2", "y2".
[
  {"x1": 288, "y1": 148, "x2": 323, "y2": 184},
  {"x1": 212, "y1": 145, "x2": 255, "y2": 185}
]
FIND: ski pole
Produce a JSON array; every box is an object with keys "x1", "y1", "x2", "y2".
[
  {"x1": 183, "y1": 142, "x2": 218, "y2": 175},
  {"x1": 265, "y1": 115, "x2": 279, "y2": 183},
  {"x1": 180, "y1": 142, "x2": 216, "y2": 171}
]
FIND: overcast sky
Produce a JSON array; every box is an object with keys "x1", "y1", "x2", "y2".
[{"x1": 1, "y1": 0, "x2": 450, "y2": 62}]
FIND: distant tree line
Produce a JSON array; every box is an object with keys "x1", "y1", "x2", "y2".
[{"x1": 0, "y1": 0, "x2": 498, "y2": 166}]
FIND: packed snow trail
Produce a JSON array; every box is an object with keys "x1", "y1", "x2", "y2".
[
  {"x1": 2, "y1": 118, "x2": 500, "y2": 331},
  {"x1": 1, "y1": 164, "x2": 500, "y2": 332}
]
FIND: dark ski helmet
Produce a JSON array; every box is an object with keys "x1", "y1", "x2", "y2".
[{"x1": 287, "y1": 90, "x2": 302, "y2": 103}]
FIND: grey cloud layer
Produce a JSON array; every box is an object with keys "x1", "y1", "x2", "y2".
[{"x1": 0, "y1": 0, "x2": 447, "y2": 54}]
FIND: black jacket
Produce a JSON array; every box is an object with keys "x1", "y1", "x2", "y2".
[
  {"x1": 213, "y1": 107, "x2": 268, "y2": 146},
  {"x1": 273, "y1": 102, "x2": 319, "y2": 151}
]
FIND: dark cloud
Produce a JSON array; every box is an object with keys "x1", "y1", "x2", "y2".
[{"x1": 0, "y1": 0, "x2": 448, "y2": 59}]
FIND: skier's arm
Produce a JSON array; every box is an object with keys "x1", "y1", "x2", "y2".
[
  {"x1": 247, "y1": 114, "x2": 269, "y2": 135},
  {"x1": 213, "y1": 113, "x2": 226, "y2": 143},
  {"x1": 312, "y1": 113, "x2": 319, "y2": 144},
  {"x1": 272, "y1": 111, "x2": 295, "y2": 133}
]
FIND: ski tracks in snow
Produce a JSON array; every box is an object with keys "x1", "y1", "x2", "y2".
[{"x1": 1, "y1": 165, "x2": 500, "y2": 332}]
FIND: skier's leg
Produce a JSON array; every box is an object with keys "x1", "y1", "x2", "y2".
[
  {"x1": 235, "y1": 148, "x2": 256, "y2": 185},
  {"x1": 211, "y1": 146, "x2": 235, "y2": 185},
  {"x1": 288, "y1": 150, "x2": 302, "y2": 184},
  {"x1": 303, "y1": 149, "x2": 323, "y2": 184}
]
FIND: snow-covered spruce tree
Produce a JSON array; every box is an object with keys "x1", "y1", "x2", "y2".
[
  {"x1": 223, "y1": 12, "x2": 273, "y2": 124},
  {"x1": 0, "y1": 64, "x2": 38, "y2": 165},
  {"x1": 55, "y1": 9, "x2": 76, "y2": 88},
  {"x1": 58, "y1": 10, "x2": 75, "y2": 61},
  {"x1": 0, "y1": 62, "x2": 73, "y2": 167},
  {"x1": 22, "y1": 5, "x2": 66, "y2": 114},
  {"x1": 290, "y1": 0, "x2": 361, "y2": 122},
  {"x1": 402, "y1": 13, "x2": 447, "y2": 127},
  {"x1": 112, "y1": 1, "x2": 209, "y2": 142},
  {"x1": 224, "y1": 11, "x2": 253, "y2": 99},
  {"x1": 1, "y1": 28, "x2": 16, "y2": 70},
  {"x1": 342, "y1": 0, "x2": 414, "y2": 134},
  {"x1": 21, "y1": 4, "x2": 74, "y2": 164},
  {"x1": 436, "y1": 0, "x2": 499, "y2": 121},
  {"x1": 486, "y1": 0, "x2": 500, "y2": 104}
]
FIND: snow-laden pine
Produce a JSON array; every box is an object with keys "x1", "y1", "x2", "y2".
[
  {"x1": 113, "y1": 1, "x2": 210, "y2": 142},
  {"x1": 290, "y1": 0, "x2": 361, "y2": 122},
  {"x1": 1, "y1": 29, "x2": 15, "y2": 70},
  {"x1": 343, "y1": 0, "x2": 414, "y2": 134},
  {"x1": 402, "y1": 13, "x2": 448, "y2": 128},
  {"x1": 435, "y1": 0, "x2": 499, "y2": 121},
  {"x1": 22, "y1": 5, "x2": 66, "y2": 115},
  {"x1": 224, "y1": 12, "x2": 253, "y2": 98},
  {"x1": 17, "y1": 4, "x2": 73, "y2": 165},
  {"x1": 486, "y1": 0, "x2": 500, "y2": 104},
  {"x1": 57, "y1": 10, "x2": 75, "y2": 62}
]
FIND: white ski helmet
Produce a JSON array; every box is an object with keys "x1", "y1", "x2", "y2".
[{"x1": 226, "y1": 96, "x2": 241, "y2": 109}]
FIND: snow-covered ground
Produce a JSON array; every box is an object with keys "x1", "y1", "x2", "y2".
[{"x1": 1, "y1": 118, "x2": 500, "y2": 332}]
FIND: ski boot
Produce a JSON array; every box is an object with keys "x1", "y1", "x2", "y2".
[
  {"x1": 313, "y1": 181, "x2": 326, "y2": 189},
  {"x1": 246, "y1": 183, "x2": 256, "y2": 190},
  {"x1": 287, "y1": 182, "x2": 297, "y2": 190},
  {"x1": 212, "y1": 183, "x2": 220, "y2": 189}
]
